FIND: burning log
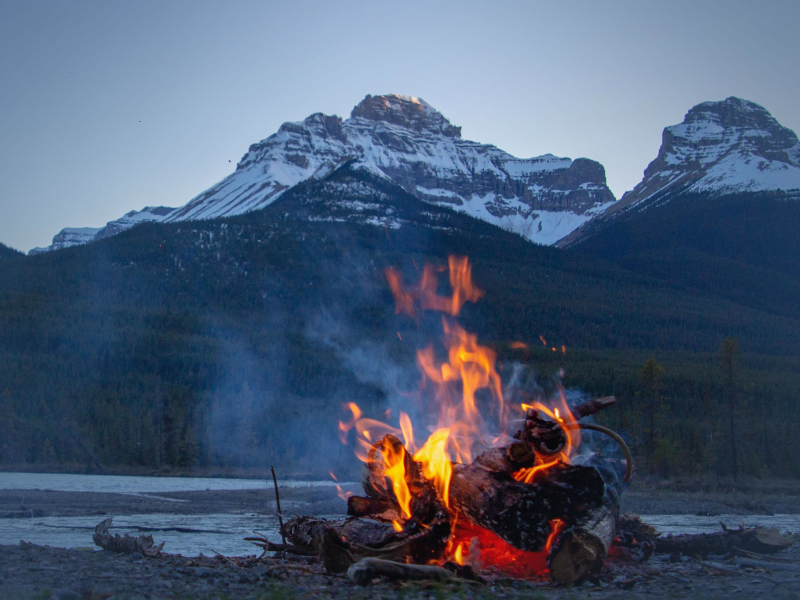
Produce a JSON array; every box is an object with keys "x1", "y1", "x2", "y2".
[
  {"x1": 280, "y1": 514, "x2": 451, "y2": 568},
  {"x1": 339, "y1": 393, "x2": 627, "y2": 582},
  {"x1": 548, "y1": 502, "x2": 615, "y2": 584},
  {"x1": 449, "y1": 459, "x2": 606, "y2": 552}
]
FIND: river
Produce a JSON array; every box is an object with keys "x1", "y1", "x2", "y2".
[{"x1": 2, "y1": 472, "x2": 798, "y2": 556}]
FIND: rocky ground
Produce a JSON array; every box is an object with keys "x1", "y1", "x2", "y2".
[
  {"x1": 1, "y1": 538, "x2": 799, "y2": 600},
  {"x1": 1, "y1": 483, "x2": 799, "y2": 599}
]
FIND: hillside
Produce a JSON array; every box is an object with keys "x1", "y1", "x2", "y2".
[{"x1": 1, "y1": 166, "x2": 798, "y2": 478}]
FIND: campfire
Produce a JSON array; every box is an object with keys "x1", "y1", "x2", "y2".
[{"x1": 283, "y1": 256, "x2": 630, "y2": 584}]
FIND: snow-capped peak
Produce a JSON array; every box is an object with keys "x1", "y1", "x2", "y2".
[
  {"x1": 350, "y1": 93, "x2": 462, "y2": 138},
  {"x1": 611, "y1": 97, "x2": 800, "y2": 214},
  {"x1": 162, "y1": 94, "x2": 616, "y2": 245}
]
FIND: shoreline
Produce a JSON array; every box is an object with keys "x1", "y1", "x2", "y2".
[{"x1": 4, "y1": 485, "x2": 800, "y2": 520}]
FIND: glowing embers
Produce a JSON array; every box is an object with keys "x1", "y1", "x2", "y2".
[{"x1": 447, "y1": 519, "x2": 567, "y2": 578}]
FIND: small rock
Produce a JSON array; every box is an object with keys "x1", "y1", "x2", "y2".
[
  {"x1": 54, "y1": 590, "x2": 80, "y2": 600},
  {"x1": 194, "y1": 567, "x2": 215, "y2": 578},
  {"x1": 130, "y1": 552, "x2": 144, "y2": 562}
]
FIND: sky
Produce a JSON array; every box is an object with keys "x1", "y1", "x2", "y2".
[{"x1": 0, "y1": 0, "x2": 798, "y2": 252}]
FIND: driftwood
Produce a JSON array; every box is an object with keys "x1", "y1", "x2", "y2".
[
  {"x1": 280, "y1": 514, "x2": 451, "y2": 569},
  {"x1": 653, "y1": 525, "x2": 793, "y2": 557},
  {"x1": 348, "y1": 557, "x2": 454, "y2": 585},
  {"x1": 92, "y1": 517, "x2": 164, "y2": 556}
]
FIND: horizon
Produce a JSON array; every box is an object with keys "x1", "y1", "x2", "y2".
[{"x1": 1, "y1": 0, "x2": 798, "y2": 252}]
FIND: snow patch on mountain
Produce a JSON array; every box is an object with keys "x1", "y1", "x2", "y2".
[
  {"x1": 30, "y1": 206, "x2": 175, "y2": 254},
  {"x1": 163, "y1": 94, "x2": 615, "y2": 244},
  {"x1": 613, "y1": 97, "x2": 800, "y2": 214},
  {"x1": 29, "y1": 228, "x2": 102, "y2": 254}
]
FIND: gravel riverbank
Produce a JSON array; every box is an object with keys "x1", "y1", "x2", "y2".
[{"x1": 2, "y1": 484, "x2": 799, "y2": 599}]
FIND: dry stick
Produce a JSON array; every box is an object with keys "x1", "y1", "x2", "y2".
[{"x1": 271, "y1": 465, "x2": 287, "y2": 545}]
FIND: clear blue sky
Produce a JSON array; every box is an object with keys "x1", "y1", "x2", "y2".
[{"x1": 1, "y1": 0, "x2": 798, "y2": 252}]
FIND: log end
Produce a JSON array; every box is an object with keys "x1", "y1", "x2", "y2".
[{"x1": 548, "y1": 530, "x2": 606, "y2": 585}]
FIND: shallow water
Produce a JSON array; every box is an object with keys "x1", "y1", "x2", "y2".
[
  {"x1": 2, "y1": 473, "x2": 798, "y2": 556},
  {"x1": 2, "y1": 513, "x2": 798, "y2": 557},
  {"x1": 1, "y1": 512, "x2": 293, "y2": 556},
  {"x1": 0, "y1": 472, "x2": 350, "y2": 494},
  {"x1": 640, "y1": 513, "x2": 800, "y2": 536}
]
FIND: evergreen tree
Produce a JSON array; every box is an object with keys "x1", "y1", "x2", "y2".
[
  {"x1": 638, "y1": 358, "x2": 665, "y2": 473},
  {"x1": 717, "y1": 337, "x2": 743, "y2": 479}
]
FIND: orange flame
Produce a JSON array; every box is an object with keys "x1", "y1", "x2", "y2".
[
  {"x1": 512, "y1": 457, "x2": 560, "y2": 484},
  {"x1": 337, "y1": 256, "x2": 582, "y2": 576},
  {"x1": 385, "y1": 256, "x2": 483, "y2": 320},
  {"x1": 413, "y1": 428, "x2": 453, "y2": 507},
  {"x1": 545, "y1": 519, "x2": 566, "y2": 554},
  {"x1": 454, "y1": 542, "x2": 465, "y2": 565}
]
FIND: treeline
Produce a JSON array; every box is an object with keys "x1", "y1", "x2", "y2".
[
  {"x1": 547, "y1": 342, "x2": 800, "y2": 478},
  {"x1": 1, "y1": 169, "x2": 799, "y2": 478}
]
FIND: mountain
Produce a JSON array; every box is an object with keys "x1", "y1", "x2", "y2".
[
  {"x1": 30, "y1": 94, "x2": 615, "y2": 253},
  {"x1": 3, "y1": 163, "x2": 800, "y2": 477},
  {"x1": 567, "y1": 97, "x2": 800, "y2": 241},
  {"x1": 29, "y1": 227, "x2": 102, "y2": 254},
  {"x1": 29, "y1": 206, "x2": 175, "y2": 254},
  {"x1": 167, "y1": 94, "x2": 615, "y2": 245},
  {"x1": 566, "y1": 97, "x2": 800, "y2": 320}
]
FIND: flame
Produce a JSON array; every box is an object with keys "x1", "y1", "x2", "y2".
[
  {"x1": 385, "y1": 256, "x2": 483, "y2": 320},
  {"x1": 512, "y1": 457, "x2": 560, "y2": 484},
  {"x1": 375, "y1": 436, "x2": 413, "y2": 519},
  {"x1": 336, "y1": 484, "x2": 353, "y2": 502},
  {"x1": 545, "y1": 519, "x2": 566, "y2": 554},
  {"x1": 519, "y1": 396, "x2": 581, "y2": 462},
  {"x1": 338, "y1": 402, "x2": 362, "y2": 444},
  {"x1": 336, "y1": 256, "x2": 582, "y2": 575},
  {"x1": 412, "y1": 428, "x2": 453, "y2": 507},
  {"x1": 454, "y1": 543, "x2": 464, "y2": 565},
  {"x1": 399, "y1": 411, "x2": 415, "y2": 453}
]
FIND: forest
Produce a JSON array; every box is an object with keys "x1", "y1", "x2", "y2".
[{"x1": 1, "y1": 169, "x2": 798, "y2": 480}]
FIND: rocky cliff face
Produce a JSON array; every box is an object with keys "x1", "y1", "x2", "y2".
[
  {"x1": 610, "y1": 97, "x2": 800, "y2": 213},
  {"x1": 165, "y1": 94, "x2": 616, "y2": 246},
  {"x1": 557, "y1": 97, "x2": 800, "y2": 248}
]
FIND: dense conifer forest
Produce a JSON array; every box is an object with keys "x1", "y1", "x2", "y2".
[{"x1": 1, "y1": 170, "x2": 798, "y2": 479}]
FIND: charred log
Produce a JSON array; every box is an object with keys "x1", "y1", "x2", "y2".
[
  {"x1": 449, "y1": 461, "x2": 605, "y2": 552},
  {"x1": 281, "y1": 515, "x2": 450, "y2": 570},
  {"x1": 548, "y1": 502, "x2": 616, "y2": 585}
]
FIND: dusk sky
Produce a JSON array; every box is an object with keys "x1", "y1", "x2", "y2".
[{"x1": 1, "y1": 0, "x2": 798, "y2": 252}]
